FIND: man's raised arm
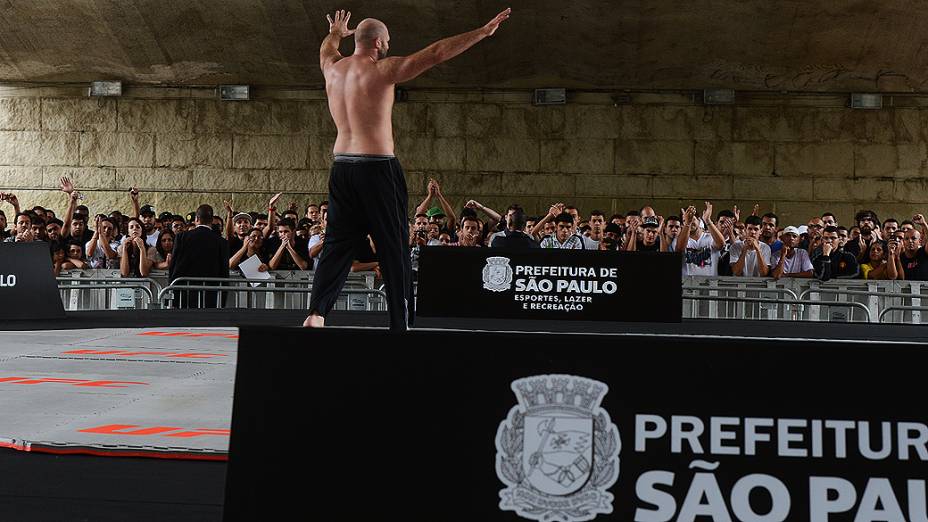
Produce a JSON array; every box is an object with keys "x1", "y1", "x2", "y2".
[
  {"x1": 381, "y1": 8, "x2": 510, "y2": 84},
  {"x1": 320, "y1": 10, "x2": 356, "y2": 72}
]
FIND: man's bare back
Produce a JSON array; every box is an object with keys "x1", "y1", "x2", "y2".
[
  {"x1": 319, "y1": 9, "x2": 511, "y2": 157},
  {"x1": 324, "y1": 56, "x2": 396, "y2": 155},
  {"x1": 304, "y1": 8, "x2": 510, "y2": 329}
]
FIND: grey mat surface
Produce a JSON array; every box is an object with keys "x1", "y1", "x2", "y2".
[{"x1": 0, "y1": 328, "x2": 236, "y2": 459}]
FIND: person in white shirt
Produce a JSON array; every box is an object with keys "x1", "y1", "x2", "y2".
[
  {"x1": 771, "y1": 226, "x2": 813, "y2": 279},
  {"x1": 85, "y1": 216, "x2": 120, "y2": 269},
  {"x1": 730, "y1": 215, "x2": 772, "y2": 277},
  {"x1": 673, "y1": 203, "x2": 725, "y2": 276}
]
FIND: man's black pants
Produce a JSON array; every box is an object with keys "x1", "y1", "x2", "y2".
[{"x1": 308, "y1": 157, "x2": 413, "y2": 330}]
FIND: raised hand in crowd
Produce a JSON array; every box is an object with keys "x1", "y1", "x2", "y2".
[
  {"x1": 59, "y1": 176, "x2": 80, "y2": 239},
  {"x1": 913, "y1": 214, "x2": 928, "y2": 236},
  {"x1": 129, "y1": 186, "x2": 141, "y2": 216},
  {"x1": 529, "y1": 202, "x2": 564, "y2": 239},
  {"x1": 264, "y1": 192, "x2": 283, "y2": 237},
  {"x1": 60, "y1": 176, "x2": 74, "y2": 195},
  {"x1": 0, "y1": 192, "x2": 21, "y2": 215},
  {"x1": 702, "y1": 201, "x2": 713, "y2": 225},
  {"x1": 751, "y1": 203, "x2": 759, "y2": 217},
  {"x1": 732, "y1": 205, "x2": 741, "y2": 223},
  {"x1": 465, "y1": 199, "x2": 502, "y2": 223}
]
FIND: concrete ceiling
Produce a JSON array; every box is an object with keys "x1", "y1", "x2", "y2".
[{"x1": 1, "y1": 1, "x2": 927, "y2": 92}]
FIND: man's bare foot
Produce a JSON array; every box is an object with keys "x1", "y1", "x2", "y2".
[{"x1": 303, "y1": 313, "x2": 325, "y2": 328}]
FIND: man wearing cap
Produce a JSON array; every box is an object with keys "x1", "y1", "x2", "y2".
[
  {"x1": 137, "y1": 205, "x2": 158, "y2": 247},
  {"x1": 626, "y1": 215, "x2": 662, "y2": 252},
  {"x1": 771, "y1": 226, "x2": 813, "y2": 279},
  {"x1": 426, "y1": 206, "x2": 448, "y2": 230},
  {"x1": 227, "y1": 212, "x2": 255, "y2": 258},
  {"x1": 415, "y1": 178, "x2": 456, "y2": 234}
]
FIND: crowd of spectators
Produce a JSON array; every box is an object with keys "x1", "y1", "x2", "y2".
[{"x1": 3, "y1": 176, "x2": 928, "y2": 283}]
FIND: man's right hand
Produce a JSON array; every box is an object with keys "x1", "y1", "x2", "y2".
[
  {"x1": 482, "y1": 8, "x2": 511, "y2": 37},
  {"x1": 683, "y1": 206, "x2": 697, "y2": 226},
  {"x1": 327, "y1": 10, "x2": 355, "y2": 38},
  {"x1": 60, "y1": 176, "x2": 74, "y2": 194},
  {"x1": 269, "y1": 192, "x2": 283, "y2": 209},
  {"x1": 888, "y1": 240, "x2": 899, "y2": 257}
]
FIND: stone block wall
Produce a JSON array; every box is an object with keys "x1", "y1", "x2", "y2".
[{"x1": 1, "y1": 87, "x2": 928, "y2": 227}]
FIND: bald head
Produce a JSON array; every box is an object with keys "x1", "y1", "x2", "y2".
[{"x1": 355, "y1": 18, "x2": 389, "y2": 46}]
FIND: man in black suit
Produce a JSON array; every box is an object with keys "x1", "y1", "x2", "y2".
[
  {"x1": 169, "y1": 204, "x2": 229, "y2": 308},
  {"x1": 490, "y1": 208, "x2": 538, "y2": 249}
]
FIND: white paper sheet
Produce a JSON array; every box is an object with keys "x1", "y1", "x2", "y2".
[{"x1": 239, "y1": 254, "x2": 273, "y2": 287}]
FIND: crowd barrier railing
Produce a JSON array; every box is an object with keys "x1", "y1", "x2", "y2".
[{"x1": 54, "y1": 270, "x2": 928, "y2": 323}]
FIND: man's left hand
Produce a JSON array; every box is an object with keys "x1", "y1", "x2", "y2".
[{"x1": 327, "y1": 10, "x2": 355, "y2": 38}]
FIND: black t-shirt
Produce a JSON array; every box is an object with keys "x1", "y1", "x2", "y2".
[
  {"x1": 843, "y1": 235, "x2": 877, "y2": 259},
  {"x1": 901, "y1": 248, "x2": 928, "y2": 281},
  {"x1": 264, "y1": 235, "x2": 310, "y2": 271},
  {"x1": 63, "y1": 228, "x2": 94, "y2": 245},
  {"x1": 637, "y1": 241, "x2": 660, "y2": 252},
  {"x1": 490, "y1": 231, "x2": 539, "y2": 249},
  {"x1": 228, "y1": 235, "x2": 245, "y2": 259}
]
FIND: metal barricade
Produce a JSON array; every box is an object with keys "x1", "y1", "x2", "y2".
[
  {"x1": 683, "y1": 277, "x2": 800, "y2": 320},
  {"x1": 57, "y1": 272, "x2": 163, "y2": 310},
  {"x1": 684, "y1": 295, "x2": 872, "y2": 323},
  {"x1": 158, "y1": 279, "x2": 387, "y2": 310},
  {"x1": 50, "y1": 269, "x2": 928, "y2": 324}
]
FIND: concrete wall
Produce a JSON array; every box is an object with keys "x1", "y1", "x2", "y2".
[{"x1": 1, "y1": 86, "x2": 927, "y2": 227}]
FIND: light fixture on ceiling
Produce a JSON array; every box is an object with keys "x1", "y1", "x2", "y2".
[
  {"x1": 88, "y1": 81, "x2": 122, "y2": 97},
  {"x1": 533, "y1": 88, "x2": 567, "y2": 106},
  {"x1": 703, "y1": 89, "x2": 734, "y2": 105},
  {"x1": 219, "y1": 85, "x2": 250, "y2": 101},
  {"x1": 850, "y1": 93, "x2": 882, "y2": 109}
]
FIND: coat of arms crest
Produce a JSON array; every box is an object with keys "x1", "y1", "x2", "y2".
[{"x1": 495, "y1": 375, "x2": 620, "y2": 521}]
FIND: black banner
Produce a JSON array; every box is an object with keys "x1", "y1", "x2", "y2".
[
  {"x1": 0, "y1": 242, "x2": 65, "y2": 320},
  {"x1": 226, "y1": 327, "x2": 928, "y2": 522},
  {"x1": 417, "y1": 248, "x2": 682, "y2": 322}
]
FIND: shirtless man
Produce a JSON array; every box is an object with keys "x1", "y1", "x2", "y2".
[{"x1": 305, "y1": 8, "x2": 511, "y2": 330}]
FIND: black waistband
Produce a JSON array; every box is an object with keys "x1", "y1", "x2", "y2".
[{"x1": 334, "y1": 153, "x2": 396, "y2": 163}]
